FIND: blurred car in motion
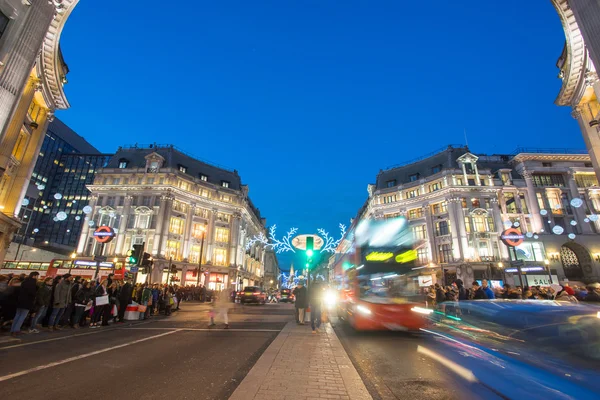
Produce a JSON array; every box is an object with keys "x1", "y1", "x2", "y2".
[
  {"x1": 419, "y1": 300, "x2": 600, "y2": 399},
  {"x1": 239, "y1": 286, "x2": 267, "y2": 305},
  {"x1": 277, "y1": 288, "x2": 295, "y2": 303}
]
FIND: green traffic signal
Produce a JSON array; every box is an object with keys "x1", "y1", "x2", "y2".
[{"x1": 306, "y1": 249, "x2": 314, "y2": 257}]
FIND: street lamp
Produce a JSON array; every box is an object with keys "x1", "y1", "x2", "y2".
[
  {"x1": 544, "y1": 259, "x2": 553, "y2": 283},
  {"x1": 70, "y1": 252, "x2": 77, "y2": 259}
]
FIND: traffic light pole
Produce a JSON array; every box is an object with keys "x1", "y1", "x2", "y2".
[
  {"x1": 196, "y1": 230, "x2": 206, "y2": 286},
  {"x1": 93, "y1": 242, "x2": 105, "y2": 282}
]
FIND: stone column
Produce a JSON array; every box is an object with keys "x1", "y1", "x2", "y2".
[
  {"x1": 182, "y1": 203, "x2": 195, "y2": 259},
  {"x1": 229, "y1": 213, "x2": 241, "y2": 267},
  {"x1": 447, "y1": 199, "x2": 464, "y2": 260},
  {"x1": 567, "y1": 171, "x2": 593, "y2": 234},
  {"x1": 181, "y1": 265, "x2": 188, "y2": 286},
  {"x1": 156, "y1": 194, "x2": 173, "y2": 257},
  {"x1": 422, "y1": 203, "x2": 437, "y2": 263},
  {"x1": 205, "y1": 208, "x2": 217, "y2": 263},
  {"x1": 454, "y1": 199, "x2": 469, "y2": 259},
  {"x1": 115, "y1": 195, "x2": 133, "y2": 254},
  {"x1": 491, "y1": 198, "x2": 509, "y2": 259},
  {"x1": 520, "y1": 170, "x2": 543, "y2": 233},
  {"x1": 77, "y1": 195, "x2": 98, "y2": 255},
  {"x1": 153, "y1": 196, "x2": 167, "y2": 256}
]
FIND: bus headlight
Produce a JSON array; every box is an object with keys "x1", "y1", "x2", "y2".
[
  {"x1": 411, "y1": 306, "x2": 434, "y2": 315},
  {"x1": 324, "y1": 291, "x2": 337, "y2": 307},
  {"x1": 356, "y1": 305, "x2": 372, "y2": 315}
]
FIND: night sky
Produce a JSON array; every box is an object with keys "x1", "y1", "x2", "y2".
[{"x1": 57, "y1": 1, "x2": 581, "y2": 270}]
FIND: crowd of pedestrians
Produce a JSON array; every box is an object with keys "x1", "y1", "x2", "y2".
[
  {"x1": 0, "y1": 272, "x2": 212, "y2": 337},
  {"x1": 425, "y1": 278, "x2": 600, "y2": 306}
]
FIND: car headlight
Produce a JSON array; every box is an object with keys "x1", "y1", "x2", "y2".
[
  {"x1": 356, "y1": 305, "x2": 372, "y2": 315},
  {"x1": 324, "y1": 291, "x2": 337, "y2": 306}
]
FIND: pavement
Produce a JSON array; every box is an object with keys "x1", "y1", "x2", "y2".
[{"x1": 230, "y1": 319, "x2": 371, "y2": 400}]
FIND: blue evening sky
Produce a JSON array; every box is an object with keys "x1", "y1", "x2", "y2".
[{"x1": 57, "y1": 1, "x2": 578, "y2": 270}]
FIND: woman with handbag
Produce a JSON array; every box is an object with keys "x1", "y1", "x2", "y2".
[{"x1": 90, "y1": 280, "x2": 108, "y2": 328}]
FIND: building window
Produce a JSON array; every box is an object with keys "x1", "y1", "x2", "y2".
[
  {"x1": 217, "y1": 213, "x2": 231, "y2": 222},
  {"x1": 546, "y1": 192, "x2": 562, "y2": 214},
  {"x1": 409, "y1": 173, "x2": 419, "y2": 182},
  {"x1": 472, "y1": 216, "x2": 486, "y2": 232},
  {"x1": 519, "y1": 194, "x2": 528, "y2": 213},
  {"x1": 172, "y1": 200, "x2": 187, "y2": 213},
  {"x1": 429, "y1": 182, "x2": 441, "y2": 192},
  {"x1": 166, "y1": 240, "x2": 181, "y2": 260},
  {"x1": 169, "y1": 217, "x2": 184, "y2": 235},
  {"x1": 456, "y1": 178, "x2": 463, "y2": 186},
  {"x1": 504, "y1": 193, "x2": 517, "y2": 213},
  {"x1": 112, "y1": 178, "x2": 120, "y2": 185},
  {"x1": 575, "y1": 173, "x2": 598, "y2": 188},
  {"x1": 221, "y1": 181, "x2": 230, "y2": 188},
  {"x1": 536, "y1": 192, "x2": 545, "y2": 210},
  {"x1": 438, "y1": 244, "x2": 453, "y2": 263},
  {"x1": 136, "y1": 214, "x2": 150, "y2": 229},
  {"x1": 194, "y1": 207, "x2": 208, "y2": 218},
  {"x1": 542, "y1": 162, "x2": 552, "y2": 167},
  {"x1": 412, "y1": 225, "x2": 427, "y2": 241},
  {"x1": 386, "y1": 180, "x2": 396, "y2": 188},
  {"x1": 532, "y1": 174, "x2": 564, "y2": 187},
  {"x1": 468, "y1": 179, "x2": 476, "y2": 186},
  {"x1": 178, "y1": 165, "x2": 187, "y2": 173},
  {"x1": 584, "y1": 162, "x2": 593, "y2": 168},
  {"x1": 189, "y1": 245, "x2": 202, "y2": 263},
  {"x1": 435, "y1": 220, "x2": 450, "y2": 236},
  {"x1": 431, "y1": 165, "x2": 442, "y2": 174},
  {"x1": 464, "y1": 216, "x2": 471, "y2": 233},
  {"x1": 118, "y1": 159, "x2": 128, "y2": 169},
  {"x1": 382, "y1": 194, "x2": 397, "y2": 204},
  {"x1": 487, "y1": 217, "x2": 495, "y2": 231},
  {"x1": 471, "y1": 198, "x2": 480, "y2": 208},
  {"x1": 215, "y1": 227, "x2": 230, "y2": 243},
  {"x1": 501, "y1": 172, "x2": 511, "y2": 185},
  {"x1": 213, "y1": 248, "x2": 228, "y2": 266},
  {"x1": 200, "y1": 174, "x2": 208, "y2": 182},
  {"x1": 431, "y1": 202, "x2": 447, "y2": 215},
  {"x1": 407, "y1": 189, "x2": 419, "y2": 198},
  {"x1": 408, "y1": 208, "x2": 423, "y2": 219},
  {"x1": 417, "y1": 247, "x2": 428, "y2": 265}
]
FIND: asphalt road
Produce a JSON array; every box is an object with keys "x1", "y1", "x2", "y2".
[
  {"x1": 330, "y1": 312, "x2": 493, "y2": 400},
  {"x1": 0, "y1": 301, "x2": 294, "y2": 400}
]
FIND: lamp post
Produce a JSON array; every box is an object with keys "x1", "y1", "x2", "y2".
[{"x1": 544, "y1": 259, "x2": 553, "y2": 284}]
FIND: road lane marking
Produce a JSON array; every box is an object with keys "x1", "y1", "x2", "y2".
[
  {"x1": 124, "y1": 327, "x2": 281, "y2": 332},
  {"x1": 0, "y1": 330, "x2": 180, "y2": 383},
  {"x1": 417, "y1": 345, "x2": 478, "y2": 383}
]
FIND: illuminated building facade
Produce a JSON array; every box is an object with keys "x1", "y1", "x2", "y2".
[
  {"x1": 0, "y1": 0, "x2": 79, "y2": 265},
  {"x1": 551, "y1": 1, "x2": 600, "y2": 181},
  {"x1": 343, "y1": 145, "x2": 600, "y2": 287},
  {"x1": 76, "y1": 145, "x2": 267, "y2": 288}
]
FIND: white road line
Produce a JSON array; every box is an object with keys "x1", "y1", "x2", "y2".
[
  {"x1": 0, "y1": 330, "x2": 180, "y2": 383},
  {"x1": 124, "y1": 327, "x2": 281, "y2": 332}
]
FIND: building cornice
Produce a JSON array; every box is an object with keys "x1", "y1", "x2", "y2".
[
  {"x1": 510, "y1": 153, "x2": 590, "y2": 163},
  {"x1": 36, "y1": 0, "x2": 79, "y2": 110},
  {"x1": 551, "y1": 0, "x2": 590, "y2": 107}
]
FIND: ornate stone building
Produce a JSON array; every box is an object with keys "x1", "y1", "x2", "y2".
[
  {"x1": 0, "y1": 0, "x2": 79, "y2": 264},
  {"x1": 551, "y1": 0, "x2": 600, "y2": 181},
  {"x1": 334, "y1": 145, "x2": 600, "y2": 288},
  {"x1": 76, "y1": 145, "x2": 267, "y2": 289}
]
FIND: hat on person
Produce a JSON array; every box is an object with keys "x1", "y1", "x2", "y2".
[{"x1": 563, "y1": 286, "x2": 575, "y2": 295}]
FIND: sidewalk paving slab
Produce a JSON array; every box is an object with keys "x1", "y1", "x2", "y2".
[{"x1": 229, "y1": 321, "x2": 372, "y2": 400}]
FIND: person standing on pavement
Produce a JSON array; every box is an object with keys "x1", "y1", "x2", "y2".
[
  {"x1": 48, "y1": 274, "x2": 73, "y2": 330},
  {"x1": 90, "y1": 279, "x2": 108, "y2": 328},
  {"x1": 61, "y1": 276, "x2": 81, "y2": 328},
  {"x1": 481, "y1": 279, "x2": 495, "y2": 299},
  {"x1": 471, "y1": 281, "x2": 488, "y2": 300},
  {"x1": 293, "y1": 282, "x2": 308, "y2": 325},
  {"x1": 118, "y1": 277, "x2": 133, "y2": 322},
  {"x1": 309, "y1": 283, "x2": 324, "y2": 334},
  {"x1": 209, "y1": 286, "x2": 233, "y2": 329},
  {"x1": 30, "y1": 277, "x2": 53, "y2": 332},
  {"x1": 10, "y1": 272, "x2": 39, "y2": 336},
  {"x1": 140, "y1": 284, "x2": 152, "y2": 320},
  {"x1": 72, "y1": 280, "x2": 92, "y2": 328}
]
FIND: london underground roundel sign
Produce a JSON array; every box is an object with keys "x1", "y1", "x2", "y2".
[
  {"x1": 93, "y1": 226, "x2": 115, "y2": 243},
  {"x1": 500, "y1": 228, "x2": 524, "y2": 247}
]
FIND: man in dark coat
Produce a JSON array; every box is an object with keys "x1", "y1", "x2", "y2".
[
  {"x1": 454, "y1": 279, "x2": 467, "y2": 301},
  {"x1": 292, "y1": 282, "x2": 308, "y2": 324},
  {"x1": 117, "y1": 277, "x2": 133, "y2": 322},
  {"x1": 471, "y1": 281, "x2": 488, "y2": 300},
  {"x1": 10, "y1": 272, "x2": 39, "y2": 336}
]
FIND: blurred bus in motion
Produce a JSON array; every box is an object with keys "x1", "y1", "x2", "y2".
[
  {"x1": 419, "y1": 300, "x2": 600, "y2": 398},
  {"x1": 336, "y1": 216, "x2": 429, "y2": 331}
]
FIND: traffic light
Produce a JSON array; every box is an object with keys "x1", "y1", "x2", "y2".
[
  {"x1": 132, "y1": 243, "x2": 144, "y2": 266},
  {"x1": 126, "y1": 249, "x2": 135, "y2": 264},
  {"x1": 141, "y1": 252, "x2": 152, "y2": 274},
  {"x1": 306, "y1": 236, "x2": 314, "y2": 257}
]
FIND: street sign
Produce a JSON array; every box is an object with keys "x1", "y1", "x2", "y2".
[
  {"x1": 500, "y1": 228, "x2": 524, "y2": 247},
  {"x1": 130, "y1": 266, "x2": 139, "y2": 273},
  {"x1": 93, "y1": 226, "x2": 116, "y2": 243},
  {"x1": 510, "y1": 260, "x2": 524, "y2": 268},
  {"x1": 94, "y1": 255, "x2": 107, "y2": 262}
]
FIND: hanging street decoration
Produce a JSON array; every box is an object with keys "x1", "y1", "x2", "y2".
[{"x1": 246, "y1": 223, "x2": 346, "y2": 254}]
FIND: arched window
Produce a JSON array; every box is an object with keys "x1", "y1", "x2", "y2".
[{"x1": 560, "y1": 245, "x2": 584, "y2": 279}]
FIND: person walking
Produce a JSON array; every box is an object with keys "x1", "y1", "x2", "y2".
[
  {"x1": 209, "y1": 286, "x2": 233, "y2": 329},
  {"x1": 293, "y1": 281, "x2": 308, "y2": 325},
  {"x1": 309, "y1": 283, "x2": 324, "y2": 334},
  {"x1": 10, "y1": 272, "x2": 39, "y2": 336},
  {"x1": 30, "y1": 277, "x2": 53, "y2": 332},
  {"x1": 48, "y1": 274, "x2": 73, "y2": 330}
]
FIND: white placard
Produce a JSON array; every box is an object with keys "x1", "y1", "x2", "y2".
[
  {"x1": 523, "y1": 275, "x2": 559, "y2": 287},
  {"x1": 418, "y1": 275, "x2": 434, "y2": 287}
]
